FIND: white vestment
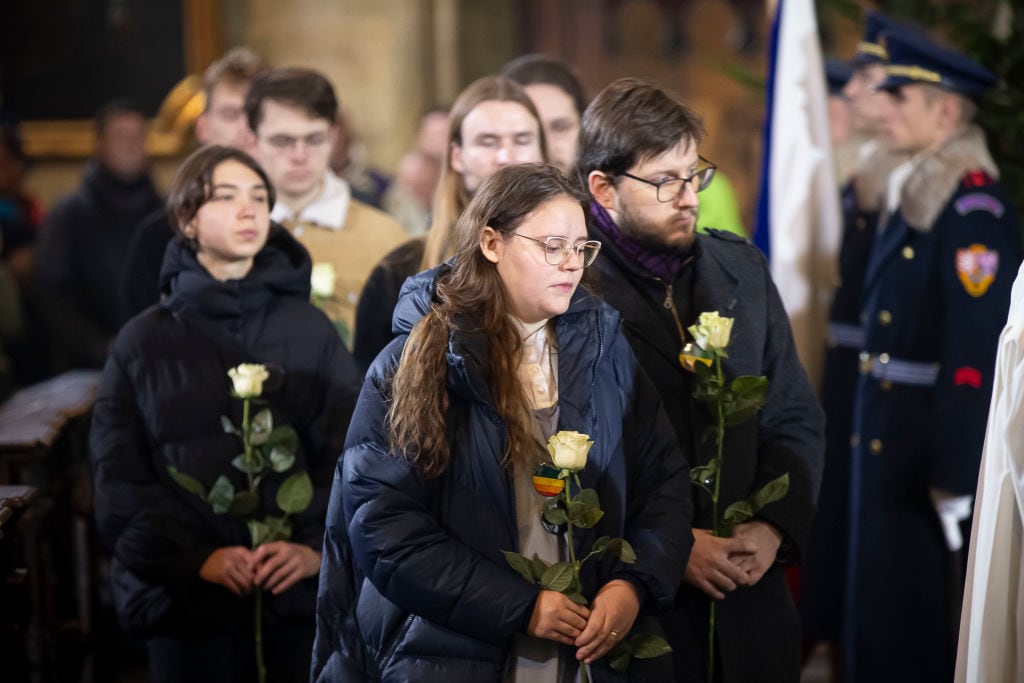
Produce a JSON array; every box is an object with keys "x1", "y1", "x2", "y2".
[{"x1": 956, "y1": 262, "x2": 1024, "y2": 681}]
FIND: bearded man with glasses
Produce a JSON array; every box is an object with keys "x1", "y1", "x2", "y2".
[{"x1": 578, "y1": 77, "x2": 823, "y2": 683}]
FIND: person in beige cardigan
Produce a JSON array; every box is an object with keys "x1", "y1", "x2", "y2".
[{"x1": 245, "y1": 67, "x2": 406, "y2": 345}]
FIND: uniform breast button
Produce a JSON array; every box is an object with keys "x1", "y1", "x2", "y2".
[
  {"x1": 869, "y1": 439, "x2": 883, "y2": 455},
  {"x1": 878, "y1": 353, "x2": 890, "y2": 364},
  {"x1": 879, "y1": 310, "x2": 893, "y2": 326},
  {"x1": 902, "y1": 246, "x2": 915, "y2": 259}
]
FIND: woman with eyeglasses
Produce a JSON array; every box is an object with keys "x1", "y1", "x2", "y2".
[{"x1": 313, "y1": 163, "x2": 692, "y2": 682}]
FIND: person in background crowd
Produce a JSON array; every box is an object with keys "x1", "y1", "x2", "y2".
[
  {"x1": 844, "y1": 30, "x2": 1022, "y2": 682},
  {"x1": 381, "y1": 108, "x2": 451, "y2": 237},
  {"x1": 578, "y1": 77, "x2": 824, "y2": 682},
  {"x1": 246, "y1": 67, "x2": 406, "y2": 347},
  {"x1": 502, "y1": 54, "x2": 587, "y2": 178},
  {"x1": 352, "y1": 76, "x2": 545, "y2": 371},
  {"x1": 91, "y1": 145, "x2": 360, "y2": 683},
  {"x1": 329, "y1": 109, "x2": 391, "y2": 209},
  {"x1": 122, "y1": 46, "x2": 268, "y2": 319},
  {"x1": 798, "y1": 15, "x2": 909, "y2": 676},
  {"x1": 0, "y1": 125, "x2": 41, "y2": 286},
  {"x1": 35, "y1": 97, "x2": 162, "y2": 370},
  {"x1": 313, "y1": 163, "x2": 691, "y2": 681}
]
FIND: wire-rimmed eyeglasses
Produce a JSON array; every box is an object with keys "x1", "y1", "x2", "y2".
[
  {"x1": 512, "y1": 233, "x2": 602, "y2": 267},
  {"x1": 619, "y1": 156, "x2": 717, "y2": 202}
]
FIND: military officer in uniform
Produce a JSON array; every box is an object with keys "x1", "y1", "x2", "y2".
[
  {"x1": 799, "y1": 13, "x2": 909, "y2": 667},
  {"x1": 845, "y1": 30, "x2": 1021, "y2": 682}
]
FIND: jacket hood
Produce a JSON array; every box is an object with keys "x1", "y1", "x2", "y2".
[{"x1": 159, "y1": 223, "x2": 313, "y2": 321}]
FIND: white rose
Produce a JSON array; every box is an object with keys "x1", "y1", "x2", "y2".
[
  {"x1": 310, "y1": 263, "x2": 336, "y2": 299},
  {"x1": 688, "y1": 311, "x2": 734, "y2": 352},
  {"x1": 227, "y1": 364, "x2": 270, "y2": 398},
  {"x1": 547, "y1": 431, "x2": 594, "y2": 472}
]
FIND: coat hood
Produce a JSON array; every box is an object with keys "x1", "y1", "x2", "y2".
[{"x1": 159, "y1": 223, "x2": 313, "y2": 320}]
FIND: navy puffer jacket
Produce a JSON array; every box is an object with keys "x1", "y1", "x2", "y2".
[
  {"x1": 90, "y1": 228, "x2": 360, "y2": 637},
  {"x1": 313, "y1": 266, "x2": 693, "y2": 682}
]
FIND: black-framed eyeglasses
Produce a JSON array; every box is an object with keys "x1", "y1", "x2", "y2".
[
  {"x1": 619, "y1": 156, "x2": 717, "y2": 202},
  {"x1": 512, "y1": 233, "x2": 602, "y2": 267}
]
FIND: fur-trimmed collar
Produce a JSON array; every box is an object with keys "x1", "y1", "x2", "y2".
[
  {"x1": 853, "y1": 143, "x2": 910, "y2": 213},
  {"x1": 900, "y1": 125, "x2": 998, "y2": 232}
]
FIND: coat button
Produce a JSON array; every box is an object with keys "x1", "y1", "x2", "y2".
[
  {"x1": 879, "y1": 310, "x2": 893, "y2": 325},
  {"x1": 878, "y1": 353, "x2": 890, "y2": 364},
  {"x1": 880, "y1": 380, "x2": 892, "y2": 391},
  {"x1": 902, "y1": 246, "x2": 915, "y2": 259},
  {"x1": 870, "y1": 439, "x2": 883, "y2": 454}
]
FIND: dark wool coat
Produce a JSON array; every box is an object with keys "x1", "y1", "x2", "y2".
[
  {"x1": 90, "y1": 228, "x2": 360, "y2": 638},
  {"x1": 313, "y1": 266, "x2": 693, "y2": 682},
  {"x1": 845, "y1": 128, "x2": 1022, "y2": 683},
  {"x1": 587, "y1": 223, "x2": 825, "y2": 683}
]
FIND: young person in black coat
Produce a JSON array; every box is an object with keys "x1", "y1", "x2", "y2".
[
  {"x1": 90, "y1": 145, "x2": 360, "y2": 683},
  {"x1": 313, "y1": 163, "x2": 692, "y2": 682}
]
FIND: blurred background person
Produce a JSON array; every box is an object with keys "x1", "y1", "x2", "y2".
[
  {"x1": 352, "y1": 76, "x2": 545, "y2": 372},
  {"x1": 246, "y1": 67, "x2": 406, "y2": 346},
  {"x1": 34, "y1": 98, "x2": 161, "y2": 370},
  {"x1": 122, "y1": 46, "x2": 268, "y2": 319},
  {"x1": 381, "y1": 108, "x2": 450, "y2": 237}
]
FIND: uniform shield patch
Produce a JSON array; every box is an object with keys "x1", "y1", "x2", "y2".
[{"x1": 956, "y1": 244, "x2": 998, "y2": 297}]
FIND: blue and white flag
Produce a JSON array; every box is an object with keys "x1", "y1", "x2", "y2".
[{"x1": 755, "y1": 0, "x2": 841, "y2": 386}]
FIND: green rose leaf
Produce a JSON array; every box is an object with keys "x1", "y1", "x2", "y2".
[
  {"x1": 269, "y1": 446, "x2": 296, "y2": 473},
  {"x1": 542, "y1": 497, "x2": 568, "y2": 525},
  {"x1": 231, "y1": 453, "x2": 263, "y2": 474},
  {"x1": 276, "y1": 471, "x2": 313, "y2": 514},
  {"x1": 248, "y1": 519, "x2": 270, "y2": 547},
  {"x1": 723, "y1": 375, "x2": 768, "y2": 426},
  {"x1": 606, "y1": 538, "x2": 638, "y2": 564},
  {"x1": 565, "y1": 592, "x2": 589, "y2": 606},
  {"x1": 167, "y1": 467, "x2": 206, "y2": 498},
  {"x1": 208, "y1": 475, "x2": 236, "y2": 514},
  {"x1": 690, "y1": 459, "x2": 719, "y2": 486},
  {"x1": 530, "y1": 554, "x2": 549, "y2": 580},
  {"x1": 261, "y1": 515, "x2": 293, "y2": 543},
  {"x1": 229, "y1": 490, "x2": 259, "y2": 517},
  {"x1": 503, "y1": 551, "x2": 537, "y2": 583},
  {"x1": 750, "y1": 473, "x2": 790, "y2": 512},
  {"x1": 629, "y1": 633, "x2": 673, "y2": 659},
  {"x1": 606, "y1": 640, "x2": 634, "y2": 672},
  {"x1": 266, "y1": 425, "x2": 299, "y2": 451},
  {"x1": 251, "y1": 409, "x2": 274, "y2": 445},
  {"x1": 540, "y1": 561, "x2": 576, "y2": 593},
  {"x1": 220, "y1": 416, "x2": 239, "y2": 435},
  {"x1": 575, "y1": 488, "x2": 600, "y2": 510},
  {"x1": 723, "y1": 500, "x2": 754, "y2": 528}
]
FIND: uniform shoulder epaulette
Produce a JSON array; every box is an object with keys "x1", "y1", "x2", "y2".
[
  {"x1": 961, "y1": 170, "x2": 996, "y2": 189},
  {"x1": 703, "y1": 228, "x2": 749, "y2": 244}
]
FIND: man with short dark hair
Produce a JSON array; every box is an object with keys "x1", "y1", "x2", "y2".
[
  {"x1": 246, "y1": 67, "x2": 406, "y2": 343},
  {"x1": 37, "y1": 98, "x2": 162, "y2": 369},
  {"x1": 502, "y1": 54, "x2": 587, "y2": 177},
  {"x1": 844, "y1": 31, "x2": 1021, "y2": 682},
  {"x1": 577, "y1": 77, "x2": 824, "y2": 682},
  {"x1": 122, "y1": 47, "x2": 267, "y2": 318}
]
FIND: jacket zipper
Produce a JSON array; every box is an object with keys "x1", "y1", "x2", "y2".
[{"x1": 657, "y1": 279, "x2": 688, "y2": 348}]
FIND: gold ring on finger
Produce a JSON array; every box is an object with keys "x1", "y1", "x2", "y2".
[{"x1": 609, "y1": 629, "x2": 620, "y2": 639}]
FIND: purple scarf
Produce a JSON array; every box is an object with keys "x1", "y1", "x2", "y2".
[{"x1": 589, "y1": 202, "x2": 685, "y2": 281}]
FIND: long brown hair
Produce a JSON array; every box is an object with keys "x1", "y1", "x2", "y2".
[
  {"x1": 389, "y1": 163, "x2": 585, "y2": 477},
  {"x1": 421, "y1": 76, "x2": 547, "y2": 270}
]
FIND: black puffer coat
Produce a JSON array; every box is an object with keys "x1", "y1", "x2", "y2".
[
  {"x1": 90, "y1": 227, "x2": 360, "y2": 637},
  {"x1": 312, "y1": 266, "x2": 693, "y2": 682}
]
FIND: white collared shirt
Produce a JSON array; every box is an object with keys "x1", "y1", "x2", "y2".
[{"x1": 270, "y1": 170, "x2": 351, "y2": 232}]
